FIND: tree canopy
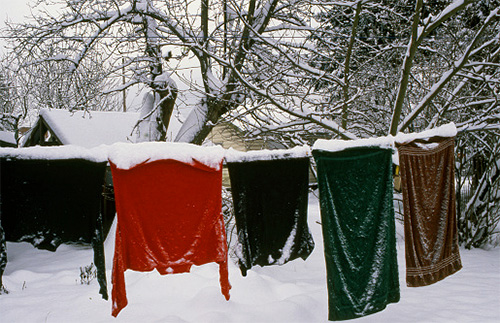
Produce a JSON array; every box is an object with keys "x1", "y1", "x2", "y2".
[{"x1": 1, "y1": 0, "x2": 500, "y2": 247}]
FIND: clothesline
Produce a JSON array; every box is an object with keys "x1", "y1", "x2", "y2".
[
  {"x1": 0, "y1": 123, "x2": 457, "y2": 167},
  {"x1": 0, "y1": 122, "x2": 461, "y2": 321}
]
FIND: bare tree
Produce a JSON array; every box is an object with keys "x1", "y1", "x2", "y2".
[
  {"x1": 3, "y1": 1, "x2": 499, "y2": 143},
  {"x1": 4, "y1": 46, "x2": 121, "y2": 114},
  {"x1": 212, "y1": 1, "x2": 499, "y2": 150},
  {"x1": 220, "y1": 0, "x2": 500, "y2": 246},
  {"x1": 2, "y1": 0, "x2": 499, "y2": 245},
  {"x1": 3, "y1": 0, "x2": 372, "y2": 144}
]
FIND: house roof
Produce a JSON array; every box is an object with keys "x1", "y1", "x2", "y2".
[{"x1": 34, "y1": 108, "x2": 140, "y2": 148}]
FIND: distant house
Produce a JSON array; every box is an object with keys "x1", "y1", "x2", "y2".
[
  {"x1": 22, "y1": 108, "x2": 140, "y2": 148},
  {"x1": 208, "y1": 122, "x2": 289, "y2": 187},
  {"x1": 207, "y1": 122, "x2": 287, "y2": 151},
  {"x1": 206, "y1": 122, "x2": 319, "y2": 187}
]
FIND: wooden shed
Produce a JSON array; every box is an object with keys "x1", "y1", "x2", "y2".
[
  {"x1": 21, "y1": 108, "x2": 141, "y2": 237},
  {"x1": 22, "y1": 108, "x2": 140, "y2": 148}
]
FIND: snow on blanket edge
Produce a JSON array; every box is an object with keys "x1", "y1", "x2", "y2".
[
  {"x1": 224, "y1": 145, "x2": 311, "y2": 163},
  {"x1": 394, "y1": 122, "x2": 457, "y2": 144},
  {"x1": 108, "y1": 142, "x2": 226, "y2": 170},
  {"x1": 312, "y1": 123, "x2": 456, "y2": 153},
  {"x1": 0, "y1": 145, "x2": 108, "y2": 162}
]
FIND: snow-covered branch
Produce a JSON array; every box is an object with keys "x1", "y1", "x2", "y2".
[{"x1": 399, "y1": 7, "x2": 500, "y2": 132}]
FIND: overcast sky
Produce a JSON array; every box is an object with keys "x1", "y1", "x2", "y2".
[
  {"x1": 1, "y1": 0, "x2": 32, "y2": 54},
  {"x1": 0, "y1": 0, "x2": 30, "y2": 24}
]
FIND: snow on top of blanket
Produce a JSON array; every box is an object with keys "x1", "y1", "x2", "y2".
[
  {"x1": 40, "y1": 108, "x2": 140, "y2": 148},
  {"x1": 108, "y1": 142, "x2": 226, "y2": 170},
  {"x1": 312, "y1": 123, "x2": 456, "y2": 154},
  {"x1": 394, "y1": 122, "x2": 457, "y2": 143},
  {"x1": 312, "y1": 136, "x2": 395, "y2": 153},
  {"x1": 0, "y1": 145, "x2": 108, "y2": 162},
  {"x1": 224, "y1": 145, "x2": 310, "y2": 163}
]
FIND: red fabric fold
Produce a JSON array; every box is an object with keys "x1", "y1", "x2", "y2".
[{"x1": 110, "y1": 159, "x2": 230, "y2": 317}]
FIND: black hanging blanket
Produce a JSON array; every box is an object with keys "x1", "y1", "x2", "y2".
[
  {"x1": 0, "y1": 217, "x2": 6, "y2": 294},
  {"x1": 0, "y1": 157, "x2": 108, "y2": 299},
  {"x1": 312, "y1": 146, "x2": 400, "y2": 321},
  {"x1": 227, "y1": 156, "x2": 315, "y2": 276}
]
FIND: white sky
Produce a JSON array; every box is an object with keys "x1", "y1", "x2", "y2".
[
  {"x1": 0, "y1": 0, "x2": 205, "y2": 117},
  {"x1": 0, "y1": 0, "x2": 150, "y2": 113},
  {"x1": 0, "y1": 0, "x2": 32, "y2": 54}
]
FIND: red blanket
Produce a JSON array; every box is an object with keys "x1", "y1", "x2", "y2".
[{"x1": 110, "y1": 159, "x2": 230, "y2": 317}]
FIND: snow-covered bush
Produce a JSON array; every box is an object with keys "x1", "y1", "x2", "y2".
[
  {"x1": 79, "y1": 263, "x2": 97, "y2": 286},
  {"x1": 456, "y1": 131, "x2": 500, "y2": 249},
  {"x1": 221, "y1": 187, "x2": 238, "y2": 262}
]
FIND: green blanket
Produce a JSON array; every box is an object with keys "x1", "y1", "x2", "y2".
[{"x1": 313, "y1": 147, "x2": 400, "y2": 321}]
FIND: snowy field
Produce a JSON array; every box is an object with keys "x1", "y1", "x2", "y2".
[{"x1": 1, "y1": 194, "x2": 499, "y2": 323}]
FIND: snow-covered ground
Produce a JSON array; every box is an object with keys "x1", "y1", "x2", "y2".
[{"x1": 1, "y1": 194, "x2": 499, "y2": 322}]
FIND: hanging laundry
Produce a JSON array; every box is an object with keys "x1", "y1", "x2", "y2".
[
  {"x1": 0, "y1": 220, "x2": 6, "y2": 294},
  {"x1": 396, "y1": 124, "x2": 462, "y2": 287},
  {"x1": 0, "y1": 146, "x2": 109, "y2": 300},
  {"x1": 101, "y1": 168, "x2": 117, "y2": 239},
  {"x1": 312, "y1": 138, "x2": 400, "y2": 321},
  {"x1": 108, "y1": 142, "x2": 230, "y2": 317},
  {"x1": 225, "y1": 147, "x2": 315, "y2": 276}
]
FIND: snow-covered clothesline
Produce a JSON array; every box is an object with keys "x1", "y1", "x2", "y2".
[
  {"x1": 0, "y1": 123, "x2": 457, "y2": 167},
  {"x1": 0, "y1": 122, "x2": 461, "y2": 321}
]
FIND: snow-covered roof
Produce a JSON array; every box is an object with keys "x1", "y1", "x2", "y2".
[
  {"x1": 39, "y1": 108, "x2": 140, "y2": 148},
  {"x1": 0, "y1": 130, "x2": 16, "y2": 145},
  {"x1": 0, "y1": 145, "x2": 108, "y2": 162},
  {"x1": 108, "y1": 142, "x2": 226, "y2": 170}
]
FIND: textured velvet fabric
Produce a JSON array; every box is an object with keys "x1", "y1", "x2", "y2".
[
  {"x1": 0, "y1": 218, "x2": 6, "y2": 293},
  {"x1": 101, "y1": 168, "x2": 116, "y2": 239},
  {"x1": 0, "y1": 158, "x2": 108, "y2": 299},
  {"x1": 313, "y1": 147, "x2": 400, "y2": 321},
  {"x1": 110, "y1": 159, "x2": 230, "y2": 317},
  {"x1": 227, "y1": 157, "x2": 314, "y2": 276},
  {"x1": 397, "y1": 137, "x2": 462, "y2": 287}
]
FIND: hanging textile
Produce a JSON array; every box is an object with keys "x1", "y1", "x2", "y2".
[
  {"x1": 108, "y1": 142, "x2": 230, "y2": 317},
  {"x1": 226, "y1": 147, "x2": 315, "y2": 276},
  {"x1": 0, "y1": 146, "x2": 109, "y2": 300},
  {"x1": 0, "y1": 217, "x2": 6, "y2": 294},
  {"x1": 101, "y1": 168, "x2": 116, "y2": 239},
  {"x1": 396, "y1": 131, "x2": 462, "y2": 287},
  {"x1": 312, "y1": 141, "x2": 400, "y2": 321}
]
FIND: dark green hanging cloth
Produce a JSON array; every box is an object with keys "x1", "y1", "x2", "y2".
[
  {"x1": 312, "y1": 147, "x2": 399, "y2": 321},
  {"x1": 227, "y1": 156, "x2": 314, "y2": 276},
  {"x1": 0, "y1": 157, "x2": 109, "y2": 300}
]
